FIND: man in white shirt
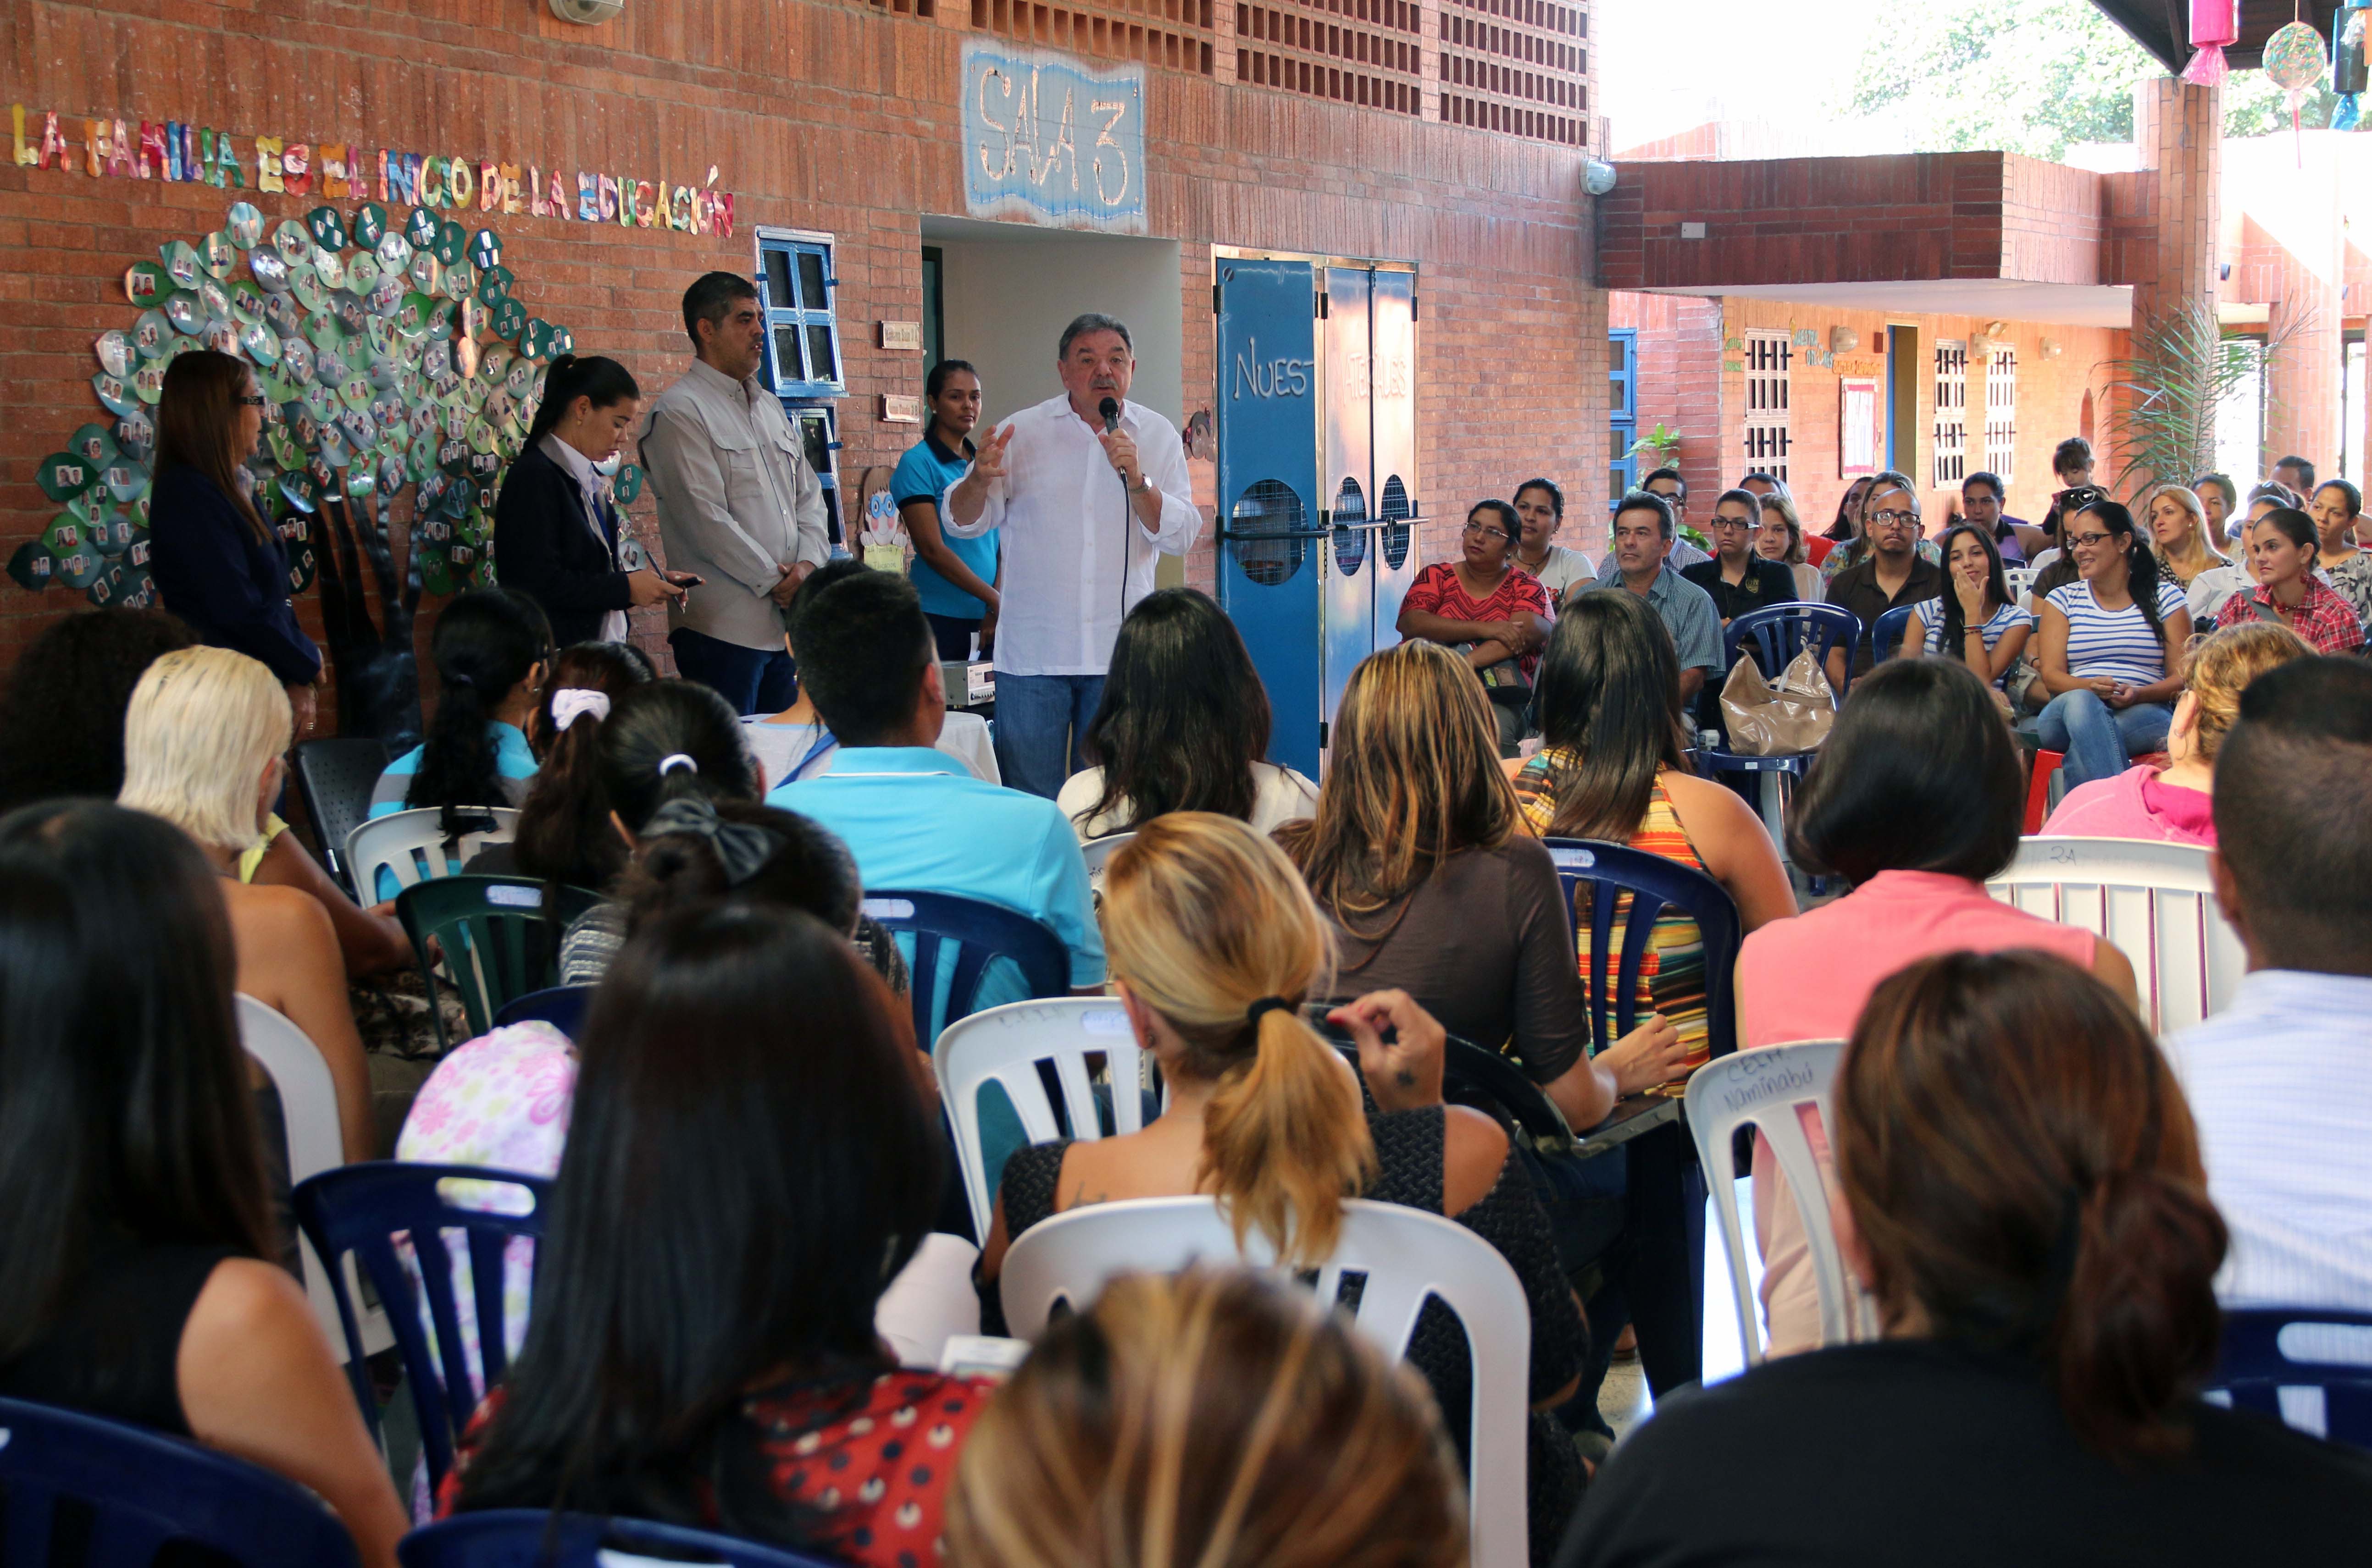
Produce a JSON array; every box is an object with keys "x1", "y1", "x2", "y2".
[
  {"x1": 2163, "y1": 657, "x2": 2372, "y2": 1314},
  {"x1": 639, "y1": 272, "x2": 828, "y2": 714},
  {"x1": 942, "y1": 313, "x2": 1201, "y2": 797}
]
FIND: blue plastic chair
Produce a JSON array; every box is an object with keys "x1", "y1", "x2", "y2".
[
  {"x1": 293, "y1": 1161, "x2": 555, "y2": 1492},
  {"x1": 1871, "y1": 602, "x2": 1918, "y2": 663},
  {"x1": 1540, "y1": 839, "x2": 1744, "y2": 1060},
  {"x1": 2213, "y1": 1306, "x2": 2372, "y2": 1450},
  {"x1": 491, "y1": 983, "x2": 594, "y2": 1038},
  {"x1": 0, "y1": 1395, "x2": 358, "y2": 1568},
  {"x1": 860, "y1": 888, "x2": 1071, "y2": 1049},
  {"x1": 400, "y1": 1510, "x2": 843, "y2": 1568},
  {"x1": 1723, "y1": 602, "x2": 1861, "y2": 691}
]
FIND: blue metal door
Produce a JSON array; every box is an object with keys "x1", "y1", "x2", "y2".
[
  {"x1": 1214, "y1": 259, "x2": 1324, "y2": 777},
  {"x1": 1369, "y1": 270, "x2": 1420, "y2": 647},
  {"x1": 1321, "y1": 266, "x2": 1376, "y2": 732}
]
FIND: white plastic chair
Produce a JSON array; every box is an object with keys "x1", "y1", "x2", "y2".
[
  {"x1": 344, "y1": 806, "x2": 520, "y2": 898},
  {"x1": 235, "y1": 996, "x2": 392, "y2": 1362},
  {"x1": 1987, "y1": 837, "x2": 2243, "y2": 1034},
  {"x1": 2004, "y1": 564, "x2": 2038, "y2": 608},
  {"x1": 1000, "y1": 1196, "x2": 1531, "y2": 1568},
  {"x1": 934, "y1": 998, "x2": 1153, "y2": 1239},
  {"x1": 1684, "y1": 1039, "x2": 1875, "y2": 1366},
  {"x1": 1078, "y1": 831, "x2": 1136, "y2": 878}
]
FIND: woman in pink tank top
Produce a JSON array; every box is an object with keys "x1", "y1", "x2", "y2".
[{"x1": 1738, "y1": 660, "x2": 2137, "y2": 1356}]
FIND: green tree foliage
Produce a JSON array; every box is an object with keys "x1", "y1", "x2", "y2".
[{"x1": 1841, "y1": 0, "x2": 2336, "y2": 159}]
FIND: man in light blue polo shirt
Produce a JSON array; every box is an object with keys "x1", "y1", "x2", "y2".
[
  {"x1": 1585, "y1": 489, "x2": 1724, "y2": 711},
  {"x1": 892, "y1": 359, "x2": 1001, "y2": 662},
  {"x1": 766, "y1": 566, "x2": 1101, "y2": 998}
]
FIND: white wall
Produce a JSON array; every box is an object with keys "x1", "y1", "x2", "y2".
[{"x1": 926, "y1": 217, "x2": 1185, "y2": 430}]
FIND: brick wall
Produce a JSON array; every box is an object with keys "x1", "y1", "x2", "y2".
[{"x1": 0, "y1": 0, "x2": 1600, "y2": 685}]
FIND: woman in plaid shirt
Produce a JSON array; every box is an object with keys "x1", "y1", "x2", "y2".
[{"x1": 2219, "y1": 505, "x2": 2366, "y2": 656}]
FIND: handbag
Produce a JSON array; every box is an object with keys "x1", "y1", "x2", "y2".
[
  {"x1": 1718, "y1": 646, "x2": 1838, "y2": 756},
  {"x1": 1453, "y1": 642, "x2": 1535, "y2": 707}
]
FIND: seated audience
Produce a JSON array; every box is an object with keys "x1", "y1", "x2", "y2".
[
  {"x1": 1562, "y1": 949, "x2": 2372, "y2": 1567},
  {"x1": 948, "y1": 1270, "x2": 1466, "y2": 1568},
  {"x1": 1511, "y1": 476, "x2": 1595, "y2": 607},
  {"x1": 1596, "y1": 467, "x2": 1710, "y2": 572},
  {"x1": 2043, "y1": 622, "x2": 2309, "y2": 845},
  {"x1": 2186, "y1": 481, "x2": 2300, "y2": 623},
  {"x1": 1683, "y1": 487, "x2": 1797, "y2": 627},
  {"x1": 1395, "y1": 499, "x2": 1555, "y2": 754},
  {"x1": 1057, "y1": 587, "x2": 1315, "y2": 842},
  {"x1": 2166, "y1": 657, "x2": 2372, "y2": 1311},
  {"x1": 2192, "y1": 470, "x2": 2239, "y2": 544},
  {"x1": 469, "y1": 640, "x2": 653, "y2": 887},
  {"x1": 1513, "y1": 588, "x2": 1797, "y2": 1073},
  {"x1": 2147, "y1": 483, "x2": 2232, "y2": 599},
  {"x1": 368, "y1": 588, "x2": 554, "y2": 896},
  {"x1": 444, "y1": 904, "x2": 991, "y2": 1568},
  {"x1": 769, "y1": 568, "x2": 1103, "y2": 995},
  {"x1": 0, "y1": 802, "x2": 406, "y2": 1567},
  {"x1": 744, "y1": 559, "x2": 997, "y2": 786},
  {"x1": 1278, "y1": 640, "x2": 1690, "y2": 1137},
  {"x1": 1583, "y1": 491, "x2": 1724, "y2": 711},
  {"x1": 1753, "y1": 491, "x2": 1824, "y2": 601},
  {"x1": 119, "y1": 647, "x2": 377, "y2": 1164},
  {"x1": 0, "y1": 606, "x2": 193, "y2": 814},
  {"x1": 1738, "y1": 469, "x2": 1787, "y2": 502},
  {"x1": 2310, "y1": 479, "x2": 2372, "y2": 630},
  {"x1": 1824, "y1": 472, "x2": 1943, "y2": 685},
  {"x1": 976, "y1": 812, "x2": 1587, "y2": 1566},
  {"x1": 1740, "y1": 658, "x2": 2136, "y2": 1356},
  {"x1": 1899, "y1": 522, "x2": 2031, "y2": 690},
  {"x1": 2219, "y1": 505, "x2": 2366, "y2": 656},
  {"x1": 1957, "y1": 468, "x2": 2045, "y2": 563},
  {"x1": 2034, "y1": 498, "x2": 2194, "y2": 788}
]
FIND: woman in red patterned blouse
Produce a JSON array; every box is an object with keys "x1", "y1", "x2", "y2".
[
  {"x1": 2218, "y1": 505, "x2": 2366, "y2": 657},
  {"x1": 438, "y1": 902, "x2": 992, "y2": 1568},
  {"x1": 1396, "y1": 499, "x2": 1556, "y2": 754}
]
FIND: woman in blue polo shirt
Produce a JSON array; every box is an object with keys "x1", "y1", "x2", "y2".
[{"x1": 894, "y1": 360, "x2": 1001, "y2": 661}]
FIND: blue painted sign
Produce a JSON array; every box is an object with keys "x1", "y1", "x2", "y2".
[{"x1": 962, "y1": 43, "x2": 1146, "y2": 234}]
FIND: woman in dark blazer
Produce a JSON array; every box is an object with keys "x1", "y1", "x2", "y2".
[
  {"x1": 494, "y1": 354, "x2": 686, "y2": 646},
  {"x1": 149, "y1": 350, "x2": 324, "y2": 733}
]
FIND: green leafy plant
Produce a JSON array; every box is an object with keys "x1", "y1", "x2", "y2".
[
  {"x1": 1625, "y1": 423, "x2": 1681, "y2": 467},
  {"x1": 2098, "y1": 297, "x2": 2300, "y2": 503}
]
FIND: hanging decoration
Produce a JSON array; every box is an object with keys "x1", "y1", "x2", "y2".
[
  {"x1": 2180, "y1": 0, "x2": 2240, "y2": 86},
  {"x1": 2263, "y1": 16, "x2": 2332, "y2": 159},
  {"x1": 2335, "y1": 2, "x2": 2369, "y2": 131}
]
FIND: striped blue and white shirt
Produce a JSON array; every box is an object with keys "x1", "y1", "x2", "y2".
[
  {"x1": 1909, "y1": 597, "x2": 2031, "y2": 656},
  {"x1": 2163, "y1": 971, "x2": 2372, "y2": 1312},
  {"x1": 2046, "y1": 579, "x2": 2186, "y2": 685}
]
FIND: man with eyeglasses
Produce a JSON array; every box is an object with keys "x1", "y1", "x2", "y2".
[
  {"x1": 1597, "y1": 466, "x2": 1710, "y2": 575},
  {"x1": 1823, "y1": 476, "x2": 1942, "y2": 689},
  {"x1": 1585, "y1": 490, "x2": 1723, "y2": 709}
]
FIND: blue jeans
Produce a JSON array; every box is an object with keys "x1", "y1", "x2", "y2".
[
  {"x1": 993, "y1": 673, "x2": 1105, "y2": 799},
  {"x1": 669, "y1": 628, "x2": 797, "y2": 717},
  {"x1": 2035, "y1": 688, "x2": 2173, "y2": 790}
]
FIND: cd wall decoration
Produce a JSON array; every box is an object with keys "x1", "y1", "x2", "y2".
[{"x1": 9, "y1": 199, "x2": 583, "y2": 607}]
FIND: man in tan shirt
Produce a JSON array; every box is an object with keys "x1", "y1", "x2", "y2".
[{"x1": 639, "y1": 271, "x2": 828, "y2": 713}]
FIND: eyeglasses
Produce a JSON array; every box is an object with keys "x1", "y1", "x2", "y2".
[
  {"x1": 2066, "y1": 531, "x2": 2116, "y2": 548},
  {"x1": 1711, "y1": 515, "x2": 1755, "y2": 530},
  {"x1": 235, "y1": 395, "x2": 267, "y2": 408},
  {"x1": 1462, "y1": 521, "x2": 1511, "y2": 543},
  {"x1": 1868, "y1": 510, "x2": 1918, "y2": 529}
]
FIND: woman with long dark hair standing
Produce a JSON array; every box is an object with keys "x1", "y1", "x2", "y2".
[
  {"x1": 493, "y1": 354, "x2": 688, "y2": 645},
  {"x1": 1056, "y1": 588, "x2": 1315, "y2": 842},
  {"x1": 2034, "y1": 499, "x2": 2193, "y2": 789},
  {"x1": 147, "y1": 348, "x2": 323, "y2": 734},
  {"x1": 0, "y1": 802, "x2": 405, "y2": 1566}
]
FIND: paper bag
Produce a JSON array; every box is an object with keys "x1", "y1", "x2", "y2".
[{"x1": 1718, "y1": 647, "x2": 1838, "y2": 756}]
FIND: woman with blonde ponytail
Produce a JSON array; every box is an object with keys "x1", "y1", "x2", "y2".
[{"x1": 977, "y1": 812, "x2": 1587, "y2": 1566}]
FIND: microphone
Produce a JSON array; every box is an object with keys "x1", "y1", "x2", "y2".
[
  {"x1": 1099, "y1": 397, "x2": 1126, "y2": 630},
  {"x1": 1098, "y1": 396, "x2": 1119, "y2": 433}
]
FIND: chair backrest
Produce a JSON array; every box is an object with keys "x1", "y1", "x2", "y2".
[
  {"x1": 292, "y1": 736, "x2": 391, "y2": 896},
  {"x1": 1541, "y1": 838, "x2": 1743, "y2": 1059},
  {"x1": 1985, "y1": 837, "x2": 2243, "y2": 1034},
  {"x1": 2214, "y1": 1307, "x2": 2372, "y2": 1450},
  {"x1": 2004, "y1": 564, "x2": 2038, "y2": 607},
  {"x1": 237, "y1": 995, "x2": 388, "y2": 1362},
  {"x1": 292, "y1": 1160, "x2": 554, "y2": 1491},
  {"x1": 1078, "y1": 830, "x2": 1136, "y2": 877},
  {"x1": 490, "y1": 983, "x2": 595, "y2": 1038},
  {"x1": 347, "y1": 806, "x2": 520, "y2": 900},
  {"x1": 934, "y1": 997, "x2": 1152, "y2": 1238},
  {"x1": 395, "y1": 876, "x2": 603, "y2": 1047},
  {"x1": 1870, "y1": 602, "x2": 1917, "y2": 663},
  {"x1": 861, "y1": 889, "x2": 1072, "y2": 1049},
  {"x1": 1724, "y1": 602, "x2": 1859, "y2": 684},
  {"x1": 999, "y1": 1196, "x2": 1531, "y2": 1568},
  {"x1": 400, "y1": 1509, "x2": 843, "y2": 1568},
  {"x1": 0, "y1": 1396, "x2": 360, "y2": 1568},
  {"x1": 1684, "y1": 1039, "x2": 1874, "y2": 1364}
]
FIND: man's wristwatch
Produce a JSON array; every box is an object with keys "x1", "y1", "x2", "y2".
[{"x1": 1130, "y1": 475, "x2": 1154, "y2": 496}]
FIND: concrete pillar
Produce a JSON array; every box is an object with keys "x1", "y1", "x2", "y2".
[
  {"x1": 2262, "y1": 136, "x2": 2345, "y2": 478},
  {"x1": 2127, "y1": 78, "x2": 2221, "y2": 490}
]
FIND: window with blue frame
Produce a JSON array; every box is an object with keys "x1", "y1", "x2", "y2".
[
  {"x1": 1608, "y1": 328, "x2": 1637, "y2": 508},
  {"x1": 756, "y1": 232, "x2": 844, "y2": 399}
]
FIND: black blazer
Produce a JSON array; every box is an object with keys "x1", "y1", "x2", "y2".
[
  {"x1": 1682, "y1": 554, "x2": 1800, "y2": 627},
  {"x1": 147, "y1": 465, "x2": 322, "y2": 685},
  {"x1": 494, "y1": 440, "x2": 632, "y2": 646}
]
